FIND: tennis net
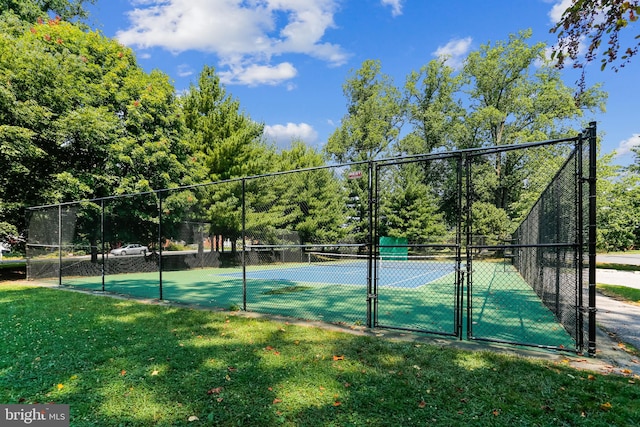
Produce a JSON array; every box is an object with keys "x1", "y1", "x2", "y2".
[{"x1": 306, "y1": 252, "x2": 456, "y2": 270}]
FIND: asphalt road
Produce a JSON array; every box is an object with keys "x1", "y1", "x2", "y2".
[
  {"x1": 590, "y1": 254, "x2": 640, "y2": 374},
  {"x1": 598, "y1": 253, "x2": 640, "y2": 266}
]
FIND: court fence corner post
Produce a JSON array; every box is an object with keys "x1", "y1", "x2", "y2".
[
  {"x1": 242, "y1": 178, "x2": 247, "y2": 312},
  {"x1": 101, "y1": 199, "x2": 105, "y2": 293},
  {"x1": 58, "y1": 204, "x2": 62, "y2": 287},
  {"x1": 366, "y1": 160, "x2": 375, "y2": 329},
  {"x1": 587, "y1": 121, "x2": 597, "y2": 357},
  {"x1": 158, "y1": 191, "x2": 163, "y2": 301}
]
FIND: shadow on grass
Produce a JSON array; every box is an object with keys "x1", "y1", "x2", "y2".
[{"x1": 1, "y1": 285, "x2": 640, "y2": 426}]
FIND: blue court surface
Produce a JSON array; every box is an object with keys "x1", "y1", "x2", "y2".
[{"x1": 219, "y1": 261, "x2": 457, "y2": 288}]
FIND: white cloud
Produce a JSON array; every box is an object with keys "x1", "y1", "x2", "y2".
[
  {"x1": 616, "y1": 134, "x2": 640, "y2": 157},
  {"x1": 264, "y1": 122, "x2": 318, "y2": 148},
  {"x1": 177, "y1": 64, "x2": 194, "y2": 77},
  {"x1": 546, "y1": 0, "x2": 589, "y2": 65},
  {"x1": 433, "y1": 37, "x2": 472, "y2": 70},
  {"x1": 219, "y1": 62, "x2": 297, "y2": 86},
  {"x1": 381, "y1": 0, "x2": 403, "y2": 17},
  {"x1": 116, "y1": 0, "x2": 348, "y2": 86},
  {"x1": 547, "y1": 0, "x2": 572, "y2": 23}
]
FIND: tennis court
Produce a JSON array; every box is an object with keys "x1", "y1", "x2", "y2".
[
  {"x1": 27, "y1": 127, "x2": 597, "y2": 354},
  {"x1": 53, "y1": 257, "x2": 575, "y2": 349},
  {"x1": 223, "y1": 253, "x2": 457, "y2": 288}
]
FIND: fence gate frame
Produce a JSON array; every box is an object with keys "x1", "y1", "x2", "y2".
[
  {"x1": 368, "y1": 123, "x2": 597, "y2": 355},
  {"x1": 371, "y1": 152, "x2": 465, "y2": 338}
]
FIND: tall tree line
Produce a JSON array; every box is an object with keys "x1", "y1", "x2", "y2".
[{"x1": 1, "y1": 2, "x2": 638, "y2": 252}]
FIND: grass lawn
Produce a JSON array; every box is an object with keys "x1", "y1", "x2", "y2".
[
  {"x1": 597, "y1": 284, "x2": 640, "y2": 306},
  {"x1": 1, "y1": 283, "x2": 639, "y2": 426},
  {"x1": 596, "y1": 263, "x2": 640, "y2": 272}
]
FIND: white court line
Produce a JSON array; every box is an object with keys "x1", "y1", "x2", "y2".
[{"x1": 380, "y1": 268, "x2": 455, "y2": 288}]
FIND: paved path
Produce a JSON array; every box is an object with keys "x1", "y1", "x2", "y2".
[
  {"x1": 598, "y1": 253, "x2": 640, "y2": 266},
  {"x1": 585, "y1": 258, "x2": 640, "y2": 375},
  {"x1": 590, "y1": 292, "x2": 640, "y2": 374},
  {"x1": 597, "y1": 269, "x2": 640, "y2": 288}
]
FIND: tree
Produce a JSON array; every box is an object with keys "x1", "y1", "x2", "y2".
[
  {"x1": 597, "y1": 156, "x2": 640, "y2": 250},
  {"x1": 628, "y1": 145, "x2": 640, "y2": 174},
  {"x1": 242, "y1": 142, "x2": 348, "y2": 253},
  {"x1": 461, "y1": 30, "x2": 606, "y2": 226},
  {"x1": 325, "y1": 59, "x2": 403, "y2": 163},
  {"x1": 400, "y1": 59, "x2": 464, "y2": 155},
  {"x1": 180, "y1": 66, "x2": 271, "y2": 252},
  {"x1": 551, "y1": 0, "x2": 640, "y2": 71},
  {"x1": 272, "y1": 142, "x2": 347, "y2": 245},
  {"x1": 0, "y1": 15, "x2": 200, "y2": 250},
  {"x1": 325, "y1": 60, "x2": 403, "y2": 244},
  {"x1": 181, "y1": 66, "x2": 268, "y2": 182},
  {"x1": 391, "y1": 31, "x2": 607, "y2": 241},
  {"x1": 0, "y1": 0, "x2": 95, "y2": 23},
  {"x1": 378, "y1": 163, "x2": 447, "y2": 243}
]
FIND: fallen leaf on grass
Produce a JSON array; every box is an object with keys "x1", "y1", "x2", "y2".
[
  {"x1": 120, "y1": 370, "x2": 126, "y2": 376},
  {"x1": 418, "y1": 400, "x2": 426, "y2": 408},
  {"x1": 333, "y1": 355, "x2": 344, "y2": 361},
  {"x1": 151, "y1": 370, "x2": 159, "y2": 376},
  {"x1": 188, "y1": 415, "x2": 199, "y2": 422},
  {"x1": 333, "y1": 401, "x2": 341, "y2": 406},
  {"x1": 600, "y1": 402, "x2": 612, "y2": 411},
  {"x1": 273, "y1": 398, "x2": 282, "y2": 404},
  {"x1": 207, "y1": 387, "x2": 223, "y2": 395}
]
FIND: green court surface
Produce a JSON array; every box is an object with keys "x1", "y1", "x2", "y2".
[{"x1": 55, "y1": 261, "x2": 575, "y2": 350}]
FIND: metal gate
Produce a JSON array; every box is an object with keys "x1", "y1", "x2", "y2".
[
  {"x1": 373, "y1": 153, "x2": 464, "y2": 338},
  {"x1": 370, "y1": 125, "x2": 596, "y2": 354}
]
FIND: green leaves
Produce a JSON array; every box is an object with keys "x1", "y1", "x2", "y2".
[{"x1": 326, "y1": 59, "x2": 402, "y2": 163}]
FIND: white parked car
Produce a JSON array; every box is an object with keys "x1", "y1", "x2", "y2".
[{"x1": 110, "y1": 244, "x2": 148, "y2": 256}]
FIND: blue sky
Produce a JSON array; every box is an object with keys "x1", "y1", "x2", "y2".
[{"x1": 86, "y1": 0, "x2": 639, "y2": 165}]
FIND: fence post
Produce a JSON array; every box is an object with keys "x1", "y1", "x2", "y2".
[
  {"x1": 464, "y1": 153, "x2": 473, "y2": 339},
  {"x1": 456, "y1": 154, "x2": 464, "y2": 339},
  {"x1": 367, "y1": 161, "x2": 375, "y2": 328},
  {"x1": 242, "y1": 178, "x2": 247, "y2": 311},
  {"x1": 101, "y1": 199, "x2": 105, "y2": 292},
  {"x1": 158, "y1": 193, "x2": 163, "y2": 301},
  {"x1": 587, "y1": 121, "x2": 597, "y2": 356},
  {"x1": 58, "y1": 204, "x2": 62, "y2": 287}
]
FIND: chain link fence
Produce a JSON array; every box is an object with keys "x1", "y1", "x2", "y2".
[{"x1": 26, "y1": 124, "x2": 597, "y2": 354}]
